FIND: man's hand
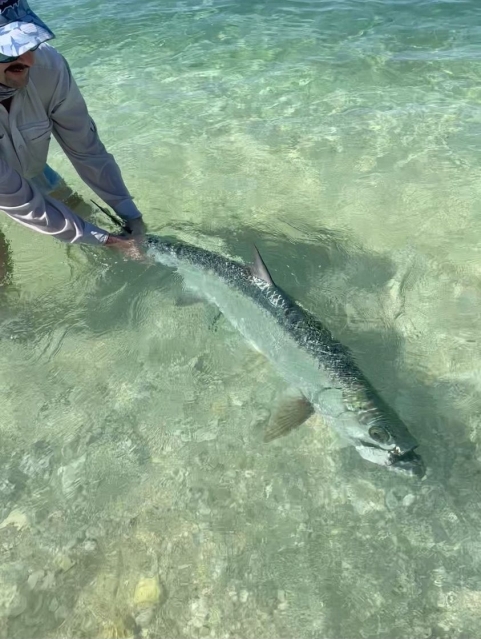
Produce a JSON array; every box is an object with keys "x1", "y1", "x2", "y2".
[
  {"x1": 104, "y1": 216, "x2": 146, "y2": 260},
  {"x1": 124, "y1": 217, "x2": 146, "y2": 237},
  {"x1": 104, "y1": 234, "x2": 144, "y2": 260}
]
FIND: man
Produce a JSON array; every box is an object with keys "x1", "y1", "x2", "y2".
[{"x1": 0, "y1": 0, "x2": 142, "y2": 281}]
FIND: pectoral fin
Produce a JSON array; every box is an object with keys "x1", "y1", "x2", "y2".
[
  {"x1": 175, "y1": 293, "x2": 224, "y2": 331},
  {"x1": 264, "y1": 395, "x2": 315, "y2": 442},
  {"x1": 175, "y1": 292, "x2": 205, "y2": 307}
]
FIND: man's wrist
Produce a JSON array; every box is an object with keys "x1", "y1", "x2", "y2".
[{"x1": 111, "y1": 200, "x2": 142, "y2": 221}]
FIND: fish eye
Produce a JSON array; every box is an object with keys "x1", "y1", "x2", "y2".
[{"x1": 368, "y1": 425, "x2": 391, "y2": 444}]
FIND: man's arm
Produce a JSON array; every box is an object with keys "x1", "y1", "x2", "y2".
[
  {"x1": 0, "y1": 157, "x2": 109, "y2": 244},
  {"x1": 48, "y1": 55, "x2": 142, "y2": 223}
]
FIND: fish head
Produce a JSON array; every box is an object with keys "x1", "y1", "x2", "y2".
[
  {"x1": 355, "y1": 415, "x2": 425, "y2": 478},
  {"x1": 317, "y1": 387, "x2": 425, "y2": 477},
  {"x1": 331, "y1": 385, "x2": 426, "y2": 477}
]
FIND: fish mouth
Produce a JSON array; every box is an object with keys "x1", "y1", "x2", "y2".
[
  {"x1": 358, "y1": 440, "x2": 425, "y2": 477},
  {"x1": 388, "y1": 447, "x2": 425, "y2": 478}
]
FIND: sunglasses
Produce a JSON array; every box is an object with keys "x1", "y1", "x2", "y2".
[{"x1": 0, "y1": 43, "x2": 40, "y2": 65}]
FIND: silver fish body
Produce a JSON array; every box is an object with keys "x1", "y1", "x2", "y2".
[{"x1": 146, "y1": 236, "x2": 424, "y2": 478}]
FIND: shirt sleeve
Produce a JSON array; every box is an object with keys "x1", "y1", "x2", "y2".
[
  {"x1": 48, "y1": 56, "x2": 142, "y2": 221},
  {"x1": 0, "y1": 157, "x2": 109, "y2": 244}
]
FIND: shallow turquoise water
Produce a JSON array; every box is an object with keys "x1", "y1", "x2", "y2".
[{"x1": 2, "y1": 0, "x2": 481, "y2": 637}]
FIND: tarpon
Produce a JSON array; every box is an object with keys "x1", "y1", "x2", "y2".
[{"x1": 143, "y1": 234, "x2": 424, "y2": 478}]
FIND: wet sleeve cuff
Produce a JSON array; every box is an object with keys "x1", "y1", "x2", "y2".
[
  {"x1": 78, "y1": 221, "x2": 109, "y2": 245},
  {"x1": 111, "y1": 199, "x2": 142, "y2": 221}
]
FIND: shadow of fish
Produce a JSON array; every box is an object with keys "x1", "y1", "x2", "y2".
[{"x1": 143, "y1": 235, "x2": 424, "y2": 478}]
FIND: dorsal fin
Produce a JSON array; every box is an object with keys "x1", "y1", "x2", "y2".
[{"x1": 250, "y1": 245, "x2": 275, "y2": 286}]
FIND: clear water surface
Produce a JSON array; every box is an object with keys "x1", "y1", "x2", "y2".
[{"x1": 2, "y1": 0, "x2": 481, "y2": 637}]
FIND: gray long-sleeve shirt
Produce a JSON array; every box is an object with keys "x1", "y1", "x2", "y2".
[{"x1": 0, "y1": 43, "x2": 141, "y2": 245}]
